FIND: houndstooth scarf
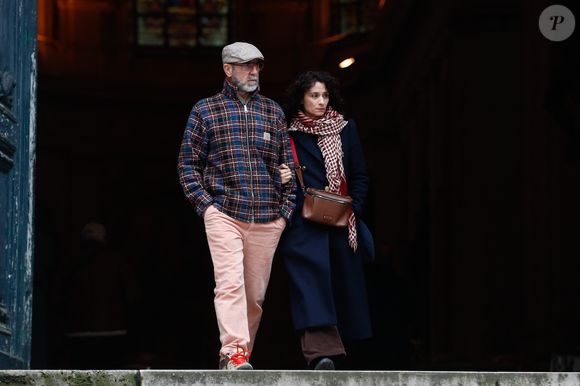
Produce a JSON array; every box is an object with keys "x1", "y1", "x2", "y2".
[{"x1": 289, "y1": 107, "x2": 357, "y2": 250}]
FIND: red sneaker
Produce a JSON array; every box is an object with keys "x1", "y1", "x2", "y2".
[{"x1": 219, "y1": 345, "x2": 252, "y2": 370}]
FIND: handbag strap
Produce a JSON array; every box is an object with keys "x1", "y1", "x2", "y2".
[{"x1": 289, "y1": 136, "x2": 306, "y2": 192}]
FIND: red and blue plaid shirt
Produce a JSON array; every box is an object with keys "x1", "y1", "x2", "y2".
[{"x1": 178, "y1": 80, "x2": 296, "y2": 223}]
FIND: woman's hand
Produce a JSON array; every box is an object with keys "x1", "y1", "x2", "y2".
[{"x1": 279, "y1": 163, "x2": 291, "y2": 184}]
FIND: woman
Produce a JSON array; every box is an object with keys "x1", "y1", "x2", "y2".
[{"x1": 277, "y1": 71, "x2": 372, "y2": 370}]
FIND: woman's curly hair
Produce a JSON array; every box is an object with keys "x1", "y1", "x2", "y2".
[{"x1": 282, "y1": 71, "x2": 345, "y2": 125}]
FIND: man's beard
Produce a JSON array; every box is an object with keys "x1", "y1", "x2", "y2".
[{"x1": 232, "y1": 74, "x2": 259, "y2": 93}]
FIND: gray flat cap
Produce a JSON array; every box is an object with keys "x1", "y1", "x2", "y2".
[{"x1": 222, "y1": 42, "x2": 264, "y2": 64}]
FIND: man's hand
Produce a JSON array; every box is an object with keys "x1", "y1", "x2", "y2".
[{"x1": 279, "y1": 163, "x2": 291, "y2": 184}]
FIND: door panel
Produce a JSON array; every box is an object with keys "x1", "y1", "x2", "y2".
[{"x1": 0, "y1": 0, "x2": 37, "y2": 369}]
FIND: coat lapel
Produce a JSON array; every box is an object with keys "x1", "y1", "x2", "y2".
[
  {"x1": 294, "y1": 132, "x2": 324, "y2": 165},
  {"x1": 292, "y1": 128, "x2": 352, "y2": 181}
]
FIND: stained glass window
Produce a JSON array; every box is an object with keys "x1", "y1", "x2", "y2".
[
  {"x1": 331, "y1": 0, "x2": 375, "y2": 36},
  {"x1": 135, "y1": 0, "x2": 229, "y2": 48}
]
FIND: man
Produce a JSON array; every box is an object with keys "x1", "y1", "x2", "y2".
[{"x1": 178, "y1": 42, "x2": 296, "y2": 370}]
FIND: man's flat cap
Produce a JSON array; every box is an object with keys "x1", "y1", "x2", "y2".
[{"x1": 222, "y1": 42, "x2": 264, "y2": 64}]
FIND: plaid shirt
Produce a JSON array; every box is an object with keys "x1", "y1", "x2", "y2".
[{"x1": 178, "y1": 80, "x2": 296, "y2": 223}]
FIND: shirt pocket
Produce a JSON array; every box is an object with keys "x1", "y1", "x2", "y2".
[{"x1": 254, "y1": 119, "x2": 278, "y2": 159}]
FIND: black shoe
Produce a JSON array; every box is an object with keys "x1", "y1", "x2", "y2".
[{"x1": 313, "y1": 357, "x2": 335, "y2": 370}]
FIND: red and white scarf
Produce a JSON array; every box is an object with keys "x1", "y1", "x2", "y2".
[{"x1": 289, "y1": 107, "x2": 357, "y2": 250}]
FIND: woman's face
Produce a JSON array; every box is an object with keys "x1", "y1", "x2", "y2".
[{"x1": 302, "y1": 81, "x2": 329, "y2": 119}]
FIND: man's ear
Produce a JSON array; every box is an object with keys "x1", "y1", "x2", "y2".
[{"x1": 223, "y1": 63, "x2": 233, "y2": 77}]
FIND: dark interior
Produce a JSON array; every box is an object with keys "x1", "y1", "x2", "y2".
[{"x1": 31, "y1": 0, "x2": 580, "y2": 371}]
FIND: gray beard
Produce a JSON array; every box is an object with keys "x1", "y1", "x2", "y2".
[
  {"x1": 232, "y1": 74, "x2": 259, "y2": 93},
  {"x1": 238, "y1": 82, "x2": 258, "y2": 93}
]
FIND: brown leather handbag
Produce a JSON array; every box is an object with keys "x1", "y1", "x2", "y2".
[{"x1": 290, "y1": 137, "x2": 353, "y2": 227}]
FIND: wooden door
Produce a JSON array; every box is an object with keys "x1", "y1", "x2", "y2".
[{"x1": 0, "y1": 0, "x2": 37, "y2": 368}]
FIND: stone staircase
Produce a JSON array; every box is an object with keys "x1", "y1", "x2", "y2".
[{"x1": 1, "y1": 370, "x2": 580, "y2": 386}]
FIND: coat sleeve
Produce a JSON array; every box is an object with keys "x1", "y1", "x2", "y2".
[
  {"x1": 177, "y1": 106, "x2": 214, "y2": 217},
  {"x1": 345, "y1": 119, "x2": 369, "y2": 217},
  {"x1": 278, "y1": 113, "x2": 297, "y2": 222}
]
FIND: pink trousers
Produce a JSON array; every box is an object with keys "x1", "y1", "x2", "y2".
[{"x1": 203, "y1": 205, "x2": 286, "y2": 357}]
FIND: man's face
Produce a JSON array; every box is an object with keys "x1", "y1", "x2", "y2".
[{"x1": 223, "y1": 60, "x2": 263, "y2": 93}]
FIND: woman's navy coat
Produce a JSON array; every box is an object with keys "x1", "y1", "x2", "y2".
[{"x1": 277, "y1": 119, "x2": 372, "y2": 341}]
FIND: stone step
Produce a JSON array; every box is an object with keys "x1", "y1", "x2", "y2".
[{"x1": 1, "y1": 370, "x2": 580, "y2": 386}]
